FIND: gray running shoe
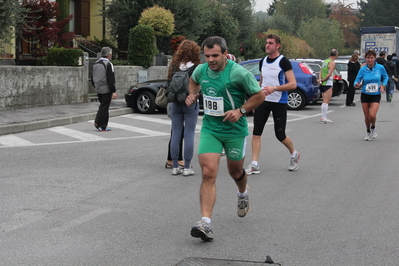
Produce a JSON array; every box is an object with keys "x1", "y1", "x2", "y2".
[
  {"x1": 183, "y1": 168, "x2": 194, "y2": 176},
  {"x1": 371, "y1": 128, "x2": 377, "y2": 139},
  {"x1": 320, "y1": 118, "x2": 333, "y2": 124},
  {"x1": 365, "y1": 132, "x2": 372, "y2": 141},
  {"x1": 237, "y1": 185, "x2": 250, "y2": 217},
  {"x1": 289, "y1": 152, "x2": 300, "y2": 171},
  {"x1": 172, "y1": 168, "x2": 182, "y2": 175},
  {"x1": 245, "y1": 163, "x2": 260, "y2": 175},
  {"x1": 190, "y1": 219, "x2": 214, "y2": 241}
]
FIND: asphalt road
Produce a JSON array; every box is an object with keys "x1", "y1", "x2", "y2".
[{"x1": 1, "y1": 93, "x2": 399, "y2": 266}]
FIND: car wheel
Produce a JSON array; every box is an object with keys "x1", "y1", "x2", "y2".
[
  {"x1": 134, "y1": 91, "x2": 156, "y2": 114},
  {"x1": 288, "y1": 89, "x2": 306, "y2": 110}
]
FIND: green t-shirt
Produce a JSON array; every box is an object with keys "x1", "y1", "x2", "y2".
[
  {"x1": 192, "y1": 60, "x2": 261, "y2": 137},
  {"x1": 321, "y1": 59, "x2": 332, "y2": 85}
]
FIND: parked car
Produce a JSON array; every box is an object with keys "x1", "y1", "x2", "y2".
[
  {"x1": 292, "y1": 58, "x2": 344, "y2": 97},
  {"x1": 125, "y1": 79, "x2": 204, "y2": 114},
  {"x1": 334, "y1": 59, "x2": 349, "y2": 93},
  {"x1": 239, "y1": 59, "x2": 320, "y2": 110},
  {"x1": 125, "y1": 79, "x2": 168, "y2": 114}
]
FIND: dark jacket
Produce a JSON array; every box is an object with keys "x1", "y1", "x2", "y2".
[
  {"x1": 347, "y1": 61, "x2": 360, "y2": 84},
  {"x1": 376, "y1": 57, "x2": 386, "y2": 65},
  {"x1": 384, "y1": 60, "x2": 397, "y2": 78}
]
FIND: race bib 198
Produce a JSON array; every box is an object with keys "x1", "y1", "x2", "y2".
[
  {"x1": 365, "y1": 83, "x2": 378, "y2": 93},
  {"x1": 203, "y1": 95, "x2": 224, "y2": 116}
]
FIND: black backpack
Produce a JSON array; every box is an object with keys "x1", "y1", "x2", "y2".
[{"x1": 167, "y1": 65, "x2": 195, "y2": 103}]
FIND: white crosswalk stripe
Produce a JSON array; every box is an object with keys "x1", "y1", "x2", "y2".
[
  {"x1": 121, "y1": 114, "x2": 203, "y2": 131},
  {"x1": 0, "y1": 135, "x2": 34, "y2": 146},
  {"x1": 96, "y1": 121, "x2": 170, "y2": 136},
  {"x1": 48, "y1": 126, "x2": 108, "y2": 141}
]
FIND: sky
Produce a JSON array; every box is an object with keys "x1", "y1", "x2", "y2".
[{"x1": 253, "y1": 0, "x2": 358, "y2": 12}]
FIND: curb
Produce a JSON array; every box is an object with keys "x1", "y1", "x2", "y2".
[{"x1": 0, "y1": 107, "x2": 133, "y2": 136}]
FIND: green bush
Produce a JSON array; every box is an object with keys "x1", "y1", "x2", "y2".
[
  {"x1": 128, "y1": 25, "x2": 158, "y2": 68},
  {"x1": 112, "y1": 60, "x2": 130, "y2": 66},
  {"x1": 40, "y1": 47, "x2": 83, "y2": 66}
]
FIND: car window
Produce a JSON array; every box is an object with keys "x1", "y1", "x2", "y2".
[
  {"x1": 241, "y1": 62, "x2": 261, "y2": 76},
  {"x1": 335, "y1": 62, "x2": 348, "y2": 72},
  {"x1": 307, "y1": 63, "x2": 321, "y2": 73}
]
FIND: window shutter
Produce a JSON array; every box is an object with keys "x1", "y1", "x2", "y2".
[{"x1": 75, "y1": 0, "x2": 90, "y2": 36}]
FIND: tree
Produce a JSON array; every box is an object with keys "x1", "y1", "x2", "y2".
[
  {"x1": 0, "y1": 0, "x2": 26, "y2": 49},
  {"x1": 128, "y1": 24, "x2": 158, "y2": 68},
  {"x1": 329, "y1": 1, "x2": 360, "y2": 48},
  {"x1": 297, "y1": 17, "x2": 345, "y2": 58},
  {"x1": 56, "y1": 0, "x2": 70, "y2": 33},
  {"x1": 103, "y1": 0, "x2": 150, "y2": 50},
  {"x1": 197, "y1": 0, "x2": 240, "y2": 55},
  {"x1": 267, "y1": 0, "x2": 279, "y2": 16},
  {"x1": 257, "y1": 30, "x2": 313, "y2": 58},
  {"x1": 275, "y1": 0, "x2": 327, "y2": 32},
  {"x1": 22, "y1": 0, "x2": 74, "y2": 57},
  {"x1": 264, "y1": 13, "x2": 295, "y2": 35},
  {"x1": 138, "y1": 5, "x2": 174, "y2": 36},
  {"x1": 358, "y1": 0, "x2": 399, "y2": 27}
]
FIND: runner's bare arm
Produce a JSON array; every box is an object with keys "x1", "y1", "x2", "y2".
[
  {"x1": 186, "y1": 78, "x2": 200, "y2": 106},
  {"x1": 223, "y1": 90, "x2": 264, "y2": 123}
]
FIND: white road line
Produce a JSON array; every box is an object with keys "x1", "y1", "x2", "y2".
[
  {"x1": 106, "y1": 121, "x2": 170, "y2": 136},
  {"x1": 120, "y1": 114, "x2": 203, "y2": 131},
  {"x1": 48, "y1": 126, "x2": 107, "y2": 141},
  {"x1": 0, "y1": 135, "x2": 34, "y2": 146},
  {"x1": 50, "y1": 208, "x2": 111, "y2": 232},
  {"x1": 0, "y1": 210, "x2": 45, "y2": 233}
]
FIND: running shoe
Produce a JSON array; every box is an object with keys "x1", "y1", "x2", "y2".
[
  {"x1": 98, "y1": 127, "x2": 111, "y2": 131},
  {"x1": 371, "y1": 128, "x2": 377, "y2": 139},
  {"x1": 190, "y1": 219, "x2": 214, "y2": 241},
  {"x1": 237, "y1": 185, "x2": 250, "y2": 217},
  {"x1": 320, "y1": 118, "x2": 333, "y2": 124},
  {"x1": 289, "y1": 152, "x2": 300, "y2": 171},
  {"x1": 365, "y1": 132, "x2": 372, "y2": 141},
  {"x1": 183, "y1": 168, "x2": 194, "y2": 176},
  {"x1": 245, "y1": 163, "x2": 260, "y2": 175},
  {"x1": 172, "y1": 168, "x2": 182, "y2": 175}
]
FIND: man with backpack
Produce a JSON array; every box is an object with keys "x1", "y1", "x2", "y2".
[
  {"x1": 185, "y1": 36, "x2": 265, "y2": 241},
  {"x1": 91, "y1": 47, "x2": 117, "y2": 131}
]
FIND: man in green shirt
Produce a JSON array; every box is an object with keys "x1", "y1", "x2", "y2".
[
  {"x1": 185, "y1": 36, "x2": 265, "y2": 241},
  {"x1": 319, "y1": 49, "x2": 338, "y2": 124}
]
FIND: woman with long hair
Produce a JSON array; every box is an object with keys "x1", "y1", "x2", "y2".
[{"x1": 168, "y1": 40, "x2": 201, "y2": 175}]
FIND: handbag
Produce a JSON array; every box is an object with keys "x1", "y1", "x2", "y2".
[{"x1": 155, "y1": 86, "x2": 168, "y2": 108}]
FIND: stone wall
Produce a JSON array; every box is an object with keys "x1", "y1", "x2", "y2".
[{"x1": 0, "y1": 65, "x2": 168, "y2": 111}]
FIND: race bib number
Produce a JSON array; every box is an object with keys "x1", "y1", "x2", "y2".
[
  {"x1": 365, "y1": 83, "x2": 379, "y2": 93},
  {"x1": 203, "y1": 95, "x2": 224, "y2": 116}
]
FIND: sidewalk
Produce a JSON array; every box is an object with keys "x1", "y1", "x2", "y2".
[{"x1": 0, "y1": 99, "x2": 133, "y2": 136}]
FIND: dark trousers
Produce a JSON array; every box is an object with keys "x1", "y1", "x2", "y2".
[
  {"x1": 95, "y1": 92, "x2": 112, "y2": 128},
  {"x1": 346, "y1": 82, "x2": 356, "y2": 105}
]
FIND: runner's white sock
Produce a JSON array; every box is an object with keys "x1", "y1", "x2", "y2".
[
  {"x1": 321, "y1": 103, "x2": 328, "y2": 119},
  {"x1": 202, "y1": 217, "x2": 211, "y2": 224},
  {"x1": 251, "y1": 161, "x2": 258, "y2": 166},
  {"x1": 238, "y1": 188, "x2": 248, "y2": 198}
]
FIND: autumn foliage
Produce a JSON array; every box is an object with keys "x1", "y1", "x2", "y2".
[
  {"x1": 21, "y1": 0, "x2": 74, "y2": 57},
  {"x1": 170, "y1": 35, "x2": 186, "y2": 53}
]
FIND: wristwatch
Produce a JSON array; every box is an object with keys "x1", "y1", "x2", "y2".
[{"x1": 240, "y1": 107, "x2": 246, "y2": 116}]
